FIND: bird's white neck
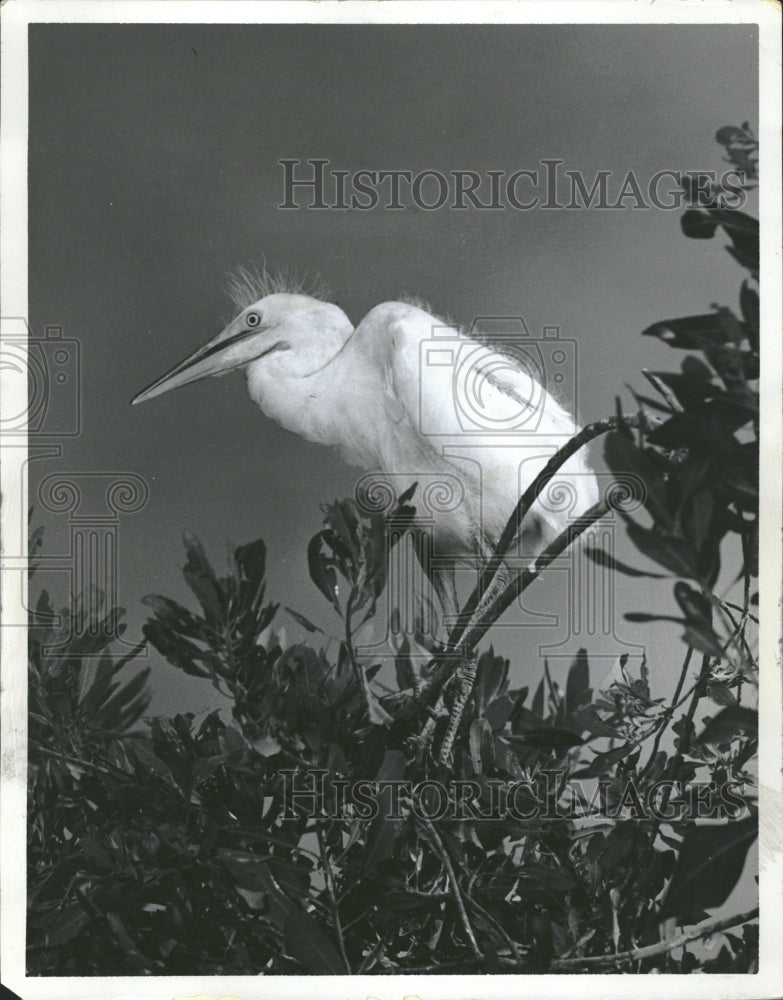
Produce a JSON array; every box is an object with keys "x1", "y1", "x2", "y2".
[{"x1": 245, "y1": 326, "x2": 354, "y2": 448}]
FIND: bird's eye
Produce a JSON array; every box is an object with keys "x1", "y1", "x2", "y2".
[{"x1": 246, "y1": 312, "x2": 261, "y2": 328}]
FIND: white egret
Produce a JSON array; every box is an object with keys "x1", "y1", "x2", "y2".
[{"x1": 132, "y1": 269, "x2": 599, "y2": 755}]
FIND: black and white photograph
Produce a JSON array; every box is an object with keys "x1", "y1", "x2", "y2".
[{"x1": 1, "y1": 2, "x2": 781, "y2": 998}]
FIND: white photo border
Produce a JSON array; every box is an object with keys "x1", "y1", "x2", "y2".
[{"x1": 2, "y1": 2, "x2": 780, "y2": 999}]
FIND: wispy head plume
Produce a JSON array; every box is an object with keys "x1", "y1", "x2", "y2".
[{"x1": 226, "y1": 262, "x2": 332, "y2": 313}]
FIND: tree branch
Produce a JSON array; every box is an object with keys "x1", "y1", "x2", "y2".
[
  {"x1": 641, "y1": 644, "x2": 694, "y2": 781},
  {"x1": 540, "y1": 906, "x2": 759, "y2": 971},
  {"x1": 421, "y1": 817, "x2": 483, "y2": 962},
  {"x1": 316, "y1": 825, "x2": 352, "y2": 975}
]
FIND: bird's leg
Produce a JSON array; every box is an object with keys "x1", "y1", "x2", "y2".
[
  {"x1": 432, "y1": 536, "x2": 511, "y2": 763},
  {"x1": 430, "y1": 566, "x2": 460, "y2": 644},
  {"x1": 469, "y1": 520, "x2": 551, "y2": 632},
  {"x1": 472, "y1": 570, "x2": 512, "y2": 631},
  {"x1": 411, "y1": 533, "x2": 459, "y2": 645},
  {"x1": 408, "y1": 559, "x2": 487, "y2": 763},
  {"x1": 438, "y1": 648, "x2": 477, "y2": 765},
  {"x1": 429, "y1": 568, "x2": 480, "y2": 764},
  {"x1": 462, "y1": 531, "x2": 513, "y2": 635},
  {"x1": 404, "y1": 561, "x2": 472, "y2": 759},
  {"x1": 407, "y1": 700, "x2": 446, "y2": 758}
]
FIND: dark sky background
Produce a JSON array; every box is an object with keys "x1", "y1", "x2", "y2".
[{"x1": 29, "y1": 23, "x2": 757, "y2": 720}]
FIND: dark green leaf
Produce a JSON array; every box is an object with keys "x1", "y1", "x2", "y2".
[
  {"x1": 647, "y1": 362, "x2": 715, "y2": 411},
  {"x1": 141, "y1": 621, "x2": 212, "y2": 678},
  {"x1": 484, "y1": 694, "x2": 515, "y2": 732},
  {"x1": 182, "y1": 531, "x2": 224, "y2": 621},
  {"x1": 493, "y1": 736, "x2": 526, "y2": 779},
  {"x1": 376, "y1": 748, "x2": 406, "y2": 782},
  {"x1": 697, "y1": 707, "x2": 757, "y2": 748},
  {"x1": 624, "y1": 520, "x2": 699, "y2": 579},
  {"x1": 267, "y1": 858, "x2": 311, "y2": 898},
  {"x1": 363, "y1": 811, "x2": 403, "y2": 870},
  {"x1": 97, "y1": 667, "x2": 151, "y2": 732},
  {"x1": 45, "y1": 901, "x2": 91, "y2": 947},
  {"x1": 474, "y1": 647, "x2": 509, "y2": 713},
  {"x1": 221, "y1": 857, "x2": 271, "y2": 892},
  {"x1": 531, "y1": 675, "x2": 545, "y2": 718},
  {"x1": 565, "y1": 648, "x2": 590, "y2": 711},
  {"x1": 517, "y1": 861, "x2": 577, "y2": 893},
  {"x1": 571, "y1": 704, "x2": 621, "y2": 738},
  {"x1": 283, "y1": 911, "x2": 345, "y2": 973},
  {"x1": 739, "y1": 281, "x2": 759, "y2": 349},
  {"x1": 284, "y1": 607, "x2": 324, "y2": 634},
  {"x1": 234, "y1": 537, "x2": 266, "y2": 583},
  {"x1": 362, "y1": 750, "x2": 406, "y2": 868},
  {"x1": 642, "y1": 312, "x2": 734, "y2": 350},
  {"x1": 307, "y1": 534, "x2": 340, "y2": 613},
  {"x1": 681, "y1": 209, "x2": 719, "y2": 240},
  {"x1": 661, "y1": 816, "x2": 757, "y2": 918},
  {"x1": 573, "y1": 743, "x2": 632, "y2": 777},
  {"x1": 604, "y1": 432, "x2": 672, "y2": 527},
  {"x1": 469, "y1": 718, "x2": 494, "y2": 773},
  {"x1": 506, "y1": 726, "x2": 584, "y2": 750},
  {"x1": 127, "y1": 740, "x2": 175, "y2": 781},
  {"x1": 397, "y1": 481, "x2": 418, "y2": 506},
  {"x1": 673, "y1": 582, "x2": 711, "y2": 624},
  {"x1": 394, "y1": 636, "x2": 415, "y2": 690},
  {"x1": 681, "y1": 625, "x2": 724, "y2": 660},
  {"x1": 78, "y1": 834, "x2": 114, "y2": 872},
  {"x1": 585, "y1": 543, "x2": 666, "y2": 578},
  {"x1": 105, "y1": 912, "x2": 157, "y2": 969}
]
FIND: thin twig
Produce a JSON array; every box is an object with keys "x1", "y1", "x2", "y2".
[
  {"x1": 676, "y1": 652, "x2": 713, "y2": 762},
  {"x1": 721, "y1": 598, "x2": 758, "y2": 624},
  {"x1": 356, "y1": 926, "x2": 395, "y2": 974},
  {"x1": 344, "y1": 592, "x2": 392, "y2": 724},
  {"x1": 640, "y1": 645, "x2": 694, "y2": 781},
  {"x1": 719, "y1": 600, "x2": 757, "y2": 668},
  {"x1": 641, "y1": 368, "x2": 684, "y2": 413},
  {"x1": 316, "y1": 825, "x2": 352, "y2": 975},
  {"x1": 540, "y1": 906, "x2": 759, "y2": 971},
  {"x1": 32, "y1": 744, "x2": 130, "y2": 779},
  {"x1": 468, "y1": 896, "x2": 525, "y2": 967},
  {"x1": 647, "y1": 651, "x2": 712, "y2": 838},
  {"x1": 421, "y1": 817, "x2": 483, "y2": 961}
]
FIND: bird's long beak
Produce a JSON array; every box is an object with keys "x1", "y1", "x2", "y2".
[{"x1": 131, "y1": 325, "x2": 271, "y2": 405}]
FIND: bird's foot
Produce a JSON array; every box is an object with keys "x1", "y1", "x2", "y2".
[
  {"x1": 471, "y1": 567, "x2": 513, "y2": 634},
  {"x1": 437, "y1": 652, "x2": 478, "y2": 765},
  {"x1": 408, "y1": 702, "x2": 446, "y2": 759}
]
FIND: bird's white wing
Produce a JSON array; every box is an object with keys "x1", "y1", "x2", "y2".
[
  {"x1": 349, "y1": 300, "x2": 598, "y2": 550},
  {"x1": 353, "y1": 300, "x2": 577, "y2": 443}
]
